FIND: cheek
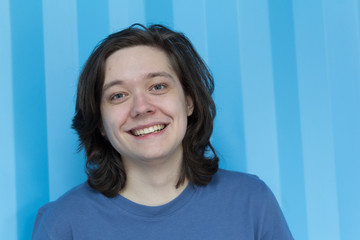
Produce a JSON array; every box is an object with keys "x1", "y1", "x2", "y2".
[
  {"x1": 101, "y1": 108, "x2": 128, "y2": 135},
  {"x1": 168, "y1": 93, "x2": 189, "y2": 112},
  {"x1": 169, "y1": 97, "x2": 190, "y2": 126},
  {"x1": 162, "y1": 100, "x2": 188, "y2": 120},
  {"x1": 101, "y1": 114, "x2": 113, "y2": 138}
]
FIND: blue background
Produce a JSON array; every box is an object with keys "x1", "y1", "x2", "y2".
[{"x1": 1, "y1": 0, "x2": 360, "y2": 239}]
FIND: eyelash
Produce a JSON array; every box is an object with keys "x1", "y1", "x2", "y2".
[
  {"x1": 108, "y1": 83, "x2": 168, "y2": 103},
  {"x1": 110, "y1": 92, "x2": 126, "y2": 102},
  {"x1": 151, "y1": 83, "x2": 167, "y2": 92}
]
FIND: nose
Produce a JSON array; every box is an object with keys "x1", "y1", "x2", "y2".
[{"x1": 130, "y1": 92, "x2": 155, "y2": 118}]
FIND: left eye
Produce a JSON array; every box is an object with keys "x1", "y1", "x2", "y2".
[{"x1": 151, "y1": 84, "x2": 166, "y2": 91}]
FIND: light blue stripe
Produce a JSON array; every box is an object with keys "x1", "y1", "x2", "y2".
[
  {"x1": 293, "y1": 1, "x2": 340, "y2": 239},
  {"x1": 236, "y1": 0, "x2": 281, "y2": 202},
  {"x1": 9, "y1": 0, "x2": 49, "y2": 239},
  {"x1": 109, "y1": 0, "x2": 145, "y2": 32},
  {"x1": 322, "y1": 1, "x2": 360, "y2": 239},
  {"x1": 267, "y1": 0, "x2": 307, "y2": 239},
  {"x1": 358, "y1": 0, "x2": 360, "y2": 30},
  {"x1": 76, "y1": 0, "x2": 110, "y2": 67},
  {"x1": 205, "y1": 0, "x2": 246, "y2": 172},
  {"x1": 0, "y1": 0, "x2": 18, "y2": 239},
  {"x1": 42, "y1": 0, "x2": 86, "y2": 201},
  {"x1": 173, "y1": 0, "x2": 208, "y2": 62},
  {"x1": 145, "y1": 0, "x2": 173, "y2": 27}
]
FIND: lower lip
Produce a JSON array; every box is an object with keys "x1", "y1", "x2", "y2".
[{"x1": 131, "y1": 126, "x2": 167, "y2": 140}]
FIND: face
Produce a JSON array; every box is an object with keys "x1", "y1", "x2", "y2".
[{"x1": 100, "y1": 46, "x2": 194, "y2": 167}]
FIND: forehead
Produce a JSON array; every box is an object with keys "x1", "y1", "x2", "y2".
[{"x1": 104, "y1": 46, "x2": 175, "y2": 82}]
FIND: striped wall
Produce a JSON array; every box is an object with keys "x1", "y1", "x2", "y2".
[{"x1": 1, "y1": 0, "x2": 359, "y2": 239}]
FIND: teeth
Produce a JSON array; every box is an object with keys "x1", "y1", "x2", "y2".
[{"x1": 132, "y1": 124, "x2": 165, "y2": 136}]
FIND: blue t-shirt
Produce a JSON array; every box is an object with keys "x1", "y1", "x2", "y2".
[{"x1": 32, "y1": 169, "x2": 293, "y2": 239}]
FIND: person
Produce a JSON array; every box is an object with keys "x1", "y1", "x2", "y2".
[{"x1": 32, "y1": 24, "x2": 293, "y2": 240}]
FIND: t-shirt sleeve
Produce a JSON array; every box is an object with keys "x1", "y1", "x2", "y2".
[
  {"x1": 32, "y1": 203, "x2": 73, "y2": 240},
  {"x1": 257, "y1": 182, "x2": 294, "y2": 240}
]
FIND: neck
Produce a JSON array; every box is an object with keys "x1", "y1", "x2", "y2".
[{"x1": 120, "y1": 153, "x2": 188, "y2": 206}]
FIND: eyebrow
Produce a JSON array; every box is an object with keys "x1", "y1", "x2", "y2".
[
  {"x1": 102, "y1": 80, "x2": 125, "y2": 93},
  {"x1": 145, "y1": 71, "x2": 175, "y2": 81},
  {"x1": 102, "y1": 71, "x2": 175, "y2": 93}
]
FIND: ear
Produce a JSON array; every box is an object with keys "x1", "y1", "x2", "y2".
[{"x1": 186, "y1": 96, "x2": 194, "y2": 116}]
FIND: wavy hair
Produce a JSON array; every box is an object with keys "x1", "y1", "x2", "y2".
[{"x1": 72, "y1": 24, "x2": 218, "y2": 197}]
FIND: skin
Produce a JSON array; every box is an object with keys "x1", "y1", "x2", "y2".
[{"x1": 100, "y1": 46, "x2": 194, "y2": 206}]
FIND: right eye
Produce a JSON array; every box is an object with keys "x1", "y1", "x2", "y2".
[{"x1": 110, "y1": 92, "x2": 126, "y2": 102}]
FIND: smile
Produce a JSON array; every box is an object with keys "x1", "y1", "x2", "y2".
[{"x1": 131, "y1": 124, "x2": 166, "y2": 137}]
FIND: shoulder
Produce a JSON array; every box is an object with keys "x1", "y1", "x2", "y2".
[
  {"x1": 210, "y1": 168, "x2": 270, "y2": 196},
  {"x1": 32, "y1": 182, "x2": 102, "y2": 239},
  {"x1": 40, "y1": 181, "x2": 100, "y2": 215},
  {"x1": 205, "y1": 169, "x2": 282, "y2": 220},
  {"x1": 204, "y1": 169, "x2": 293, "y2": 239},
  {"x1": 196, "y1": 168, "x2": 276, "y2": 213},
  {"x1": 214, "y1": 168, "x2": 260, "y2": 182}
]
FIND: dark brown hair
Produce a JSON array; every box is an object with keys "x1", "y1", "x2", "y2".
[{"x1": 72, "y1": 24, "x2": 218, "y2": 197}]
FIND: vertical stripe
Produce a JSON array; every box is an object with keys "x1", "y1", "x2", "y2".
[
  {"x1": 358, "y1": 0, "x2": 360, "y2": 32},
  {"x1": 173, "y1": 0, "x2": 208, "y2": 62},
  {"x1": 108, "y1": 0, "x2": 145, "y2": 32},
  {"x1": 0, "y1": 0, "x2": 18, "y2": 239},
  {"x1": 236, "y1": 0, "x2": 281, "y2": 202},
  {"x1": 322, "y1": 1, "x2": 360, "y2": 239},
  {"x1": 205, "y1": 0, "x2": 246, "y2": 172},
  {"x1": 42, "y1": 0, "x2": 86, "y2": 201},
  {"x1": 293, "y1": 1, "x2": 339, "y2": 239},
  {"x1": 268, "y1": 0, "x2": 307, "y2": 238},
  {"x1": 145, "y1": 0, "x2": 173, "y2": 27},
  {"x1": 76, "y1": 0, "x2": 110, "y2": 67},
  {"x1": 357, "y1": 0, "x2": 360, "y2": 30},
  {"x1": 9, "y1": 0, "x2": 49, "y2": 239}
]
